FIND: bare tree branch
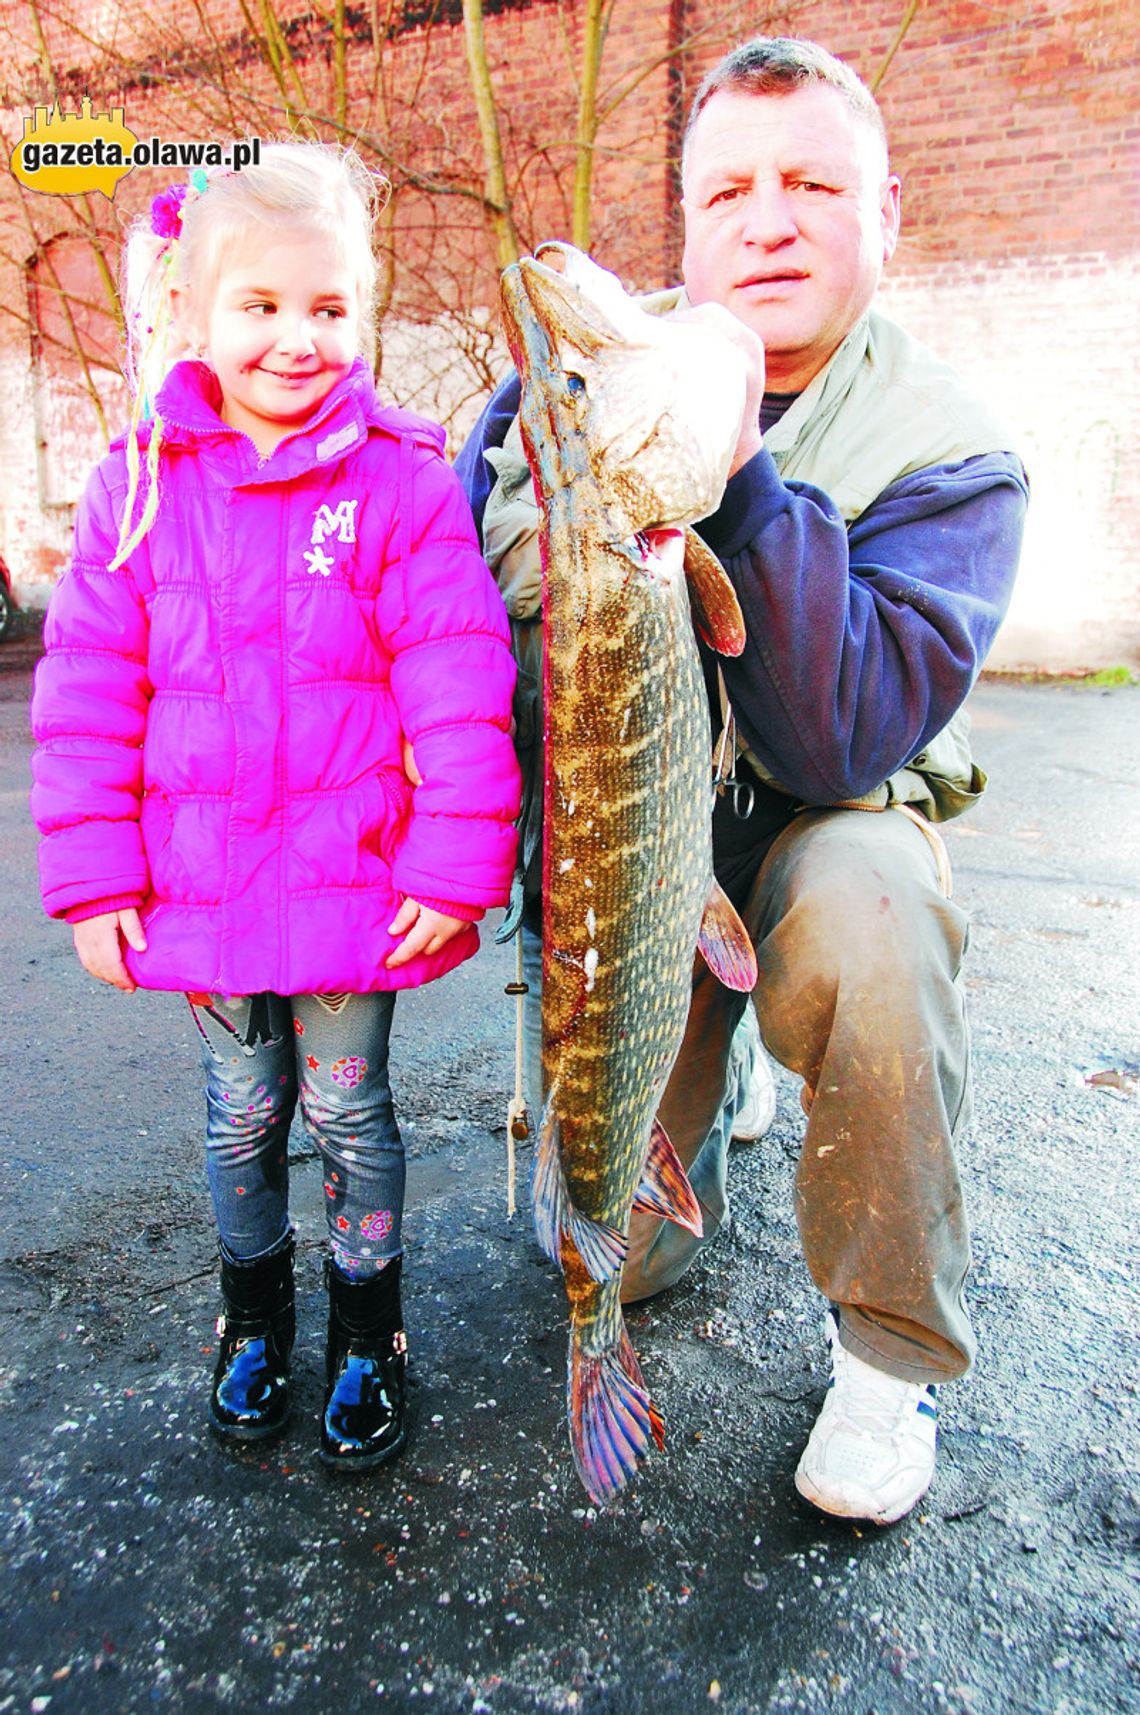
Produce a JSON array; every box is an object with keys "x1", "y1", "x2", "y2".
[
  {"x1": 6, "y1": 0, "x2": 775, "y2": 447},
  {"x1": 460, "y1": 0, "x2": 522, "y2": 268},
  {"x1": 571, "y1": 0, "x2": 609, "y2": 249},
  {"x1": 870, "y1": 0, "x2": 922, "y2": 94}
]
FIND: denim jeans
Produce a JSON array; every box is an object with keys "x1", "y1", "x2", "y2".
[{"x1": 190, "y1": 991, "x2": 403, "y2": 1277}]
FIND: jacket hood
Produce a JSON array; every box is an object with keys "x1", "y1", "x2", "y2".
[{"x1": 117, "y1": 359, "x2": 444, "y2": 487}]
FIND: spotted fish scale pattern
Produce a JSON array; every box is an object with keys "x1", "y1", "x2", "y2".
[{"x1": 500, "y1": 243, "x2": 757, "y2": 1504}]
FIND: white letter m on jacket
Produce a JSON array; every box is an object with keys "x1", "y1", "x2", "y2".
[
  {"x1": 304, "y1": 498, "x2": 358, "y2": 577},
  {"x1": 311, "y1": 499, "x2": 358, "y2": 545}
]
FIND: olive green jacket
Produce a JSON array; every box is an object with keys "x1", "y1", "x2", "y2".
[{"x1": 476, "y1": 303, "x2": 1020, "y2": 922}]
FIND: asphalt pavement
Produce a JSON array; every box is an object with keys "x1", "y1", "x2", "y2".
[{"x1": 1, "y1": 618, "x2": 1137, "y2": 1715}]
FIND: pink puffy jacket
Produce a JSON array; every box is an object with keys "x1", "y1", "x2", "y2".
[{"x1": 31, "y1": 359, "x2": 521, "y2": 996}]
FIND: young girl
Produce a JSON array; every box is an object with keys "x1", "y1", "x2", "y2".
[{"x1": 30, "y1": 143, "x2": 520, "y2": 1472}]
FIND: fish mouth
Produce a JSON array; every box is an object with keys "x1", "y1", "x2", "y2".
[
  {"x1": 501, "y1": 243, "x2": 628, "y2": 373},
  {"x1": 500, "y1": 241, "x2": 748, "y2": 534},
  {"x1": 501, "y1": 242, "x2": 679, "y2": 401}
]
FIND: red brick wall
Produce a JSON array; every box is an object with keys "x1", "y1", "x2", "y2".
[
  {"x1": 770, "y1": 0, "x2": 1139, "y2": 267},
  {"x1": 3, "y1": 0, "x2": 1134, "y2": 335},
  {"x1": 1, "y1": 0, "x2": 1137, "y2": 664},
  {"x1": 671, "y1": 1, "x2": 1140, "y2": 667}
]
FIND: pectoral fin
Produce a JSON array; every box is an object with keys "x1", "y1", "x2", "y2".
[
  {"x1": 684, "y1": 530, "x2": 746, "y2": 657},
  {"x1": 698, "y1": 879, "x2": 758, "y2": 992},
  {"x1": 631, "y1": 1118, "x2": 703, "y2": 1237}
]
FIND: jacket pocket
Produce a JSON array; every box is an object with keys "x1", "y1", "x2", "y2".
[
  {"x1": 371, "y1": 767, "x2": 413, "y2": 866},
  {"x1": 139, "y1": 788, "x2": 174, "y2": 899}
]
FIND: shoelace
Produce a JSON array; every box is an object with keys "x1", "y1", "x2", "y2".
[{"x1": 833, "y1": 1345, "x2": 929, "y2": 1438}]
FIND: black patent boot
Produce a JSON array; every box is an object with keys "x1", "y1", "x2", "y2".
[
  {"x1": 320, "y1": 1257, "x2": 407, "y2": 1472},
  {"x1": 208, "y1": 1236, "x2": 295, "y2": 1444}
]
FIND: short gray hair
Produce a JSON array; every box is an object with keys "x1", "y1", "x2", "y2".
[{"x1": 682, "y1": 37, "x2": 887, "y2": 170}]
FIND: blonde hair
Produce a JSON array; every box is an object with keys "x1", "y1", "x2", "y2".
[{"x1": 113, "y1": 142, "x2": 386, "y2": 569}]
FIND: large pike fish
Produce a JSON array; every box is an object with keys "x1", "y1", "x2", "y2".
[{"x1": 498, "y1": 243, "x2": 759, "y2": 1503}]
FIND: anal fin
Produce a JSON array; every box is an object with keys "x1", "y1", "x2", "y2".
[
  {"x1": 533, "y1": 1096, "x2": 627, "y2": 1283},
  {"x1": 630, "y1": 1117, "x2": 703, "y2": 1237},
  {"x1": 698, "y1": 878, "x2": 758, "y2": 992},
  {"x1": 566, "y1": 1206, "x2": 627, "y2": 1283},
  {"x1": 532, "y1": 1099, "x2": 568, "y2": 1268}
]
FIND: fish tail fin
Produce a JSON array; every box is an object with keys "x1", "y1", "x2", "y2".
[
  {"x1": 569, "y1": 1304, "x2": 665, "y2": 1504},
  {"x1": 534, "y1": 1098, "x2": 628, "y2": 1281},
  {"x1": 697, "y1": 878, "x2": 758, "y2": 992},
  {"x1": 630, "y1": 1117, "x2": 703, "y2": 1237}
]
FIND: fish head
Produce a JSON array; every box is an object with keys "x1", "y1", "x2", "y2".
[{"x1": 500, "y1": 243, "x2": 748, "y2": 541}]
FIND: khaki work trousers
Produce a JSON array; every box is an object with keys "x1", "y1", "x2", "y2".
[{"x1": 521, "y1": 804, "x2": 976, "y2": 1386}]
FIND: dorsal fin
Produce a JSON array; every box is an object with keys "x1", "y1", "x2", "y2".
[{"x1": 631, "y1": 1117, "x2": 703, "y2": 1236}]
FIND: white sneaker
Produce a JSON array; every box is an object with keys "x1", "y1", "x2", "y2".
[
  {"x1": 730, "y1": 1010, "x2": 776, "y2": 1142},
  {"x1": 794, "y1": 1309, "x2": 938, "y2": 1525}
]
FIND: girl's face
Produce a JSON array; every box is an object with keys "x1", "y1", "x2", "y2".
[{"x1": 195, "y1": 226, "x2": 361, "y2": 455}]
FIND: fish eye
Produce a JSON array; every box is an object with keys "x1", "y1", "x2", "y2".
[{"x1": 566, "y1": 372, "x2": 586, "y2": 398}]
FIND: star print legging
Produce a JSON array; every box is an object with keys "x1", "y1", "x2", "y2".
[{"x1": 189, "y1": 990, "x2": 402, "y2": 1277}]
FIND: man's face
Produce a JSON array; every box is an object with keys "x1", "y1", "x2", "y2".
[{"x1": 681, "y1": 83, "x2": 901, "y2": 392}]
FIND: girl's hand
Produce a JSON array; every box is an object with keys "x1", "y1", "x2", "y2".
[
  {"x1": 401, "y1": 737, "x2": 423, "y2": 786},
  {"x1": 385, "y1": 898, "x2": 466, "y2": 970},
  {"x1": 72, "y1": 909, "x2": 147, "y2": 993}
]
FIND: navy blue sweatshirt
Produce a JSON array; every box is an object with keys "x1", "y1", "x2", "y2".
[{"x1": 455, "y1": 374, "x2": 1027, "y2": 900}]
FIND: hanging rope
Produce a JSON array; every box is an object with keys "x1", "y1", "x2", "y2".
[{"x1": 504, "y1": 934, "x2": 530, "y2": 1218}]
